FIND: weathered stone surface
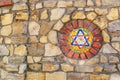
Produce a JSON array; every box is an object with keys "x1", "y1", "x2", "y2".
[
  {"x1": 104, "y1": 64, "x2": 117, "y2": 72},
  {"x1": 61, "y1": 64, "x2": 74, "y2": 72},
  {"x1": 112, "y1": 36, "x2": 120, "y2": 41},
  {"x1": 12, "y1": 3, "x2": 27, "y2": 10},
  {"x1": 85, "y1": 57, "x2": 99, "y2": 65},
  {"x1": 5, "y1": 73, "x2": 25, "y2": 80},
  {"x1": 29, "y1": 64, "x2": 41, "y2": 71},
  {"x1": 0, "y1": 45, "x2": 9, "y2": 56},
  {"x1": 94, "y1": 65, "x2": 103, "y2": 72},
  {"x1": 1, "y1": 13, "x2": 13, "y2": 25},
  {"x1": 40, "y1": 21, "x2": 54, "y2": 36},
  {"x1": 0, "y1": 25, "x2": 12, "y2": 36},
  {"x1": 0, "y1": 37, "x2": 3, "y2": 44},
  {"x1": 14, "y1": 45, "x2": 27, "y2": 56},
  {"x1": 100, "y1": 55, "x2": 108, "y2": 63},
  {"x1": 112, "y1": 42, "x2": 120, "y2": 51},
  {"x1": 45, "y1": 43, "x2": 62, "y2": 56},
  {"x1": 95, "y1": 8, "x2": 108, "y2": 15},
  {"x1": 46, "y1": 72, "x2": 66, "y2": 80},
  {"x1": 74, "y1": 0, "x2": 86, "y2": 7},
  {"x1": 57, "y1": 1, "x2": 73, "y2": 7},
  {"x1": 102, "y1": 30, "x2": 110, "y2": 42},
  {"x1": 50, "y1": 8, "x2": 65, "y2": 20},
  {"x1": 19, "y1": 64, "x2": 27, "y2": 74},
  {"x1": 16, "y1": 12, "x2": 28, "y2": 20},
  {"x1": 93, "y1": 17, "x2": 108, "y2": 30},
  {"x1": 95, "y1": 0, "x2": 101, "y2": 6},
  {"x1": 41, "y1": 57, "x2": 55, "y2": 62},
  {"x1": 43, "y1": 63, "x2": 59, "y2": 71},
  {"x1": 4, "y1": 64, "x2": 18, "y2": 72},
  {"x1": 28, "y1": 43, "x2": 44, "y2": 56},
  {"x1": 7, "y1": 45, "x2": 13, "y2": 56},
  {"x1": 31, "y1": 10, "x2": 39, "y2": 21},
  {"x1": 53, "y1": 20, "x2": 63, "y2": 31},
  {"x1": 29, "y1": 21, "x2": 40, "y2": 36},
  {"x1": 102, "y1": 44, "x2": 117, "y2": 53},
  {"x1": 108, "y1": 20, "x2": 120, "y2": 32},
  {"x1": 61, "y1": 15, "x2": 70, "y2": 23},
  {"x1": 26, "y1": 72, "x2": 45, "y2": 80},
  {"x1": 4, "y1": 37, "x2": 11, "y2": 44},
  {"x1": 40, "y1": 36, "x2": 48, "y2": 43},
  {"x1": 44, "y1": 1, "x2": 56, "y2": 7},
  {"x1": 117, "y1": 64, "x2": 120, "y2": 71},
  {"x1": 107, "y1": 8, "x2": 119, "y2": 20},
  {"x1": 68, "y1": 73, "x2": 89, "y2": 80},
  {"x1": 90, "y1": 74, "x2": 109, "y2": 80},
  {"x1": 3, "y1": 56, "x2": 9, "y2": 64},
  {"x1": 87, "y1": 12, "x2": 97, "y2": 21},
  {"x1": 72, "y1": 11, "x2": 85, "y2": 19},
  {"x1": 27, "y1": 56, "x2": 34, "y2": 63},
  {"x1": 29, "y1": 36, "x2": 38, "y2": 43},
  {"x1": 40, "y1": 10, "x2": 48, "y2": 19},
  {"x1": 87, "y1": 0, "x2": 94, "y2": 6},
  {"x1": 76, "y1": 66, "x2": 94, "y2": 72},
  {"x1": 48, "y1": 30, "x2": 58, "y2": 44},
  {"x1": 9, "y1": 56, "x2": 25, "y2": 64},
  {"x1": 110, "y1": 74, "x2": 120, "y2": 80},
  {"x1": 0, "y1": 69, "x2": 8, "y2": 79},
  {"x1": 11, "y1": 35, "x2": 27, "y2": 44},
  {"x1": 33, "y1": 57, "x2": 41, "y2": 63},
  {"x1": 85, "y1": 7, "x2": 94, "y2": 11},
  {"x1": 36, "y1": 2, "x2": 42, "y2": 9},
  {"x1": 109, "y1": 56, "x2": 119, "y2": 63},
  {"x1": 12, "y1": 22, "x2": 27, "y2": 35}
]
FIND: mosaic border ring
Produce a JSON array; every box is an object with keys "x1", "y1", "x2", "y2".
[{"x1": 58, "y1": 20, "x2": 103, "y2": 60}]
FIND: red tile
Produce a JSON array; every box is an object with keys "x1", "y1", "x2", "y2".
[
  {"x1": 94, "y1": 36, "x2": 103, "y2": 42},
  {"x1": 90, "y1": 48, "x2": 97, "y2": 55},
  {"x1": 59, "y1": 40, "x2": 67, "y2": 46},
  {"x1": 92, "y1": 42, "x2": 102, "y2": 48},
  {"x1": 72, "y1": 20, "x2": 78, "y2": 29},
  {"x1": 84, "y1": 20, "x2": 90, "y2": 29},
  {"x1": 66, "y1": 23, "x2": 73, "y2": 31},
  {"x1": 61, "y1": 27, "x2": 69, "y2": 34},
  {"x1": 86, "y1": 52, "x2": 92, "y2": 58},
  {"x1": 92, "y1": 28, "x2": 101, "y2": 36},
  {"x1": 0, "y1": 0, "x2": 12, "y2": 7},
  {"x1": 73, "y1": 53, "x2": 79, "y2": 59},
  {"x1": 62, "y1": 45, "x2": 70, "y2": 53},
  {"x1": 59, "y1": 34, "x2": 68, "y2": 40},
  {"x1": 80, "y1": 54, "x2": 86, "y2": 60},
  {"x1": 66, "y1": 50, "x2": 74, "y2": 58},
  {"x1": 78, "y1": 20, "x2": 83, "y2": 28},
  {"x1": 88, "y1": 24, "x2": 96, "y2": 31}
]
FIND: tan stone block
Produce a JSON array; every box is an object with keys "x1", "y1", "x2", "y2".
[
  {"x1": 12, "y1": 3, "x2": 27, "y2": 10},
  {"x1": 14, "y1": 45, "x2": 27, "y2": 56},
  {"x1": 74, "y1": 0, "x2": 86, "y2": 7},
  {"x1": 107, "y1": 8, "x2": 119, "y2": 20},
  {"x1": 90, "y1": 74, "x2": 109, "y2": 80},
  {"x1": 95, "y1": 8, "x2": 108, "y2": 15},
  {"x1": 16, "y1": 12, "x2": 28, "y2": 20},
  {"x1": 100, "y1": 55, "x2": 108, "y2": 63},
  {"x1": 94, "y1": 65, "x2": 103, "y2": 72},
  {"x1": 61, "y1": 64, "x2": 74, "y2": 72},
  {"x1": 44, "y1": 1, "x2": 56, "y2": 7},
  {"x1": 61, "y1": 15, "x2": 70, "y2": 23},
  {"x1": 27, "y1": 56, "x2": 34, "y2": 63},
  {"x1": 29, "y1": 64, "x2": 41, "y2": 71},
  {"x1": 26, "y1": 72, "x2": 45, "y2": 80},
  {"x1": 40, "y1": 10, "x2": 48, "y2": 19},
  {"x1": 0, "y1": 25, "x2": 12, "y2": 36},
  {"x1": 46, "y1": 72, "x2": 66, "y2": 80},
  {"x1": 1, "y1": 13, "x2": 13, "y2": 25},
  {"x1": 53, "y1": 20, "x2": 63, "y2": 31},
  {"x1": 102, "y1": 30, "x2": 110, "y2": 42},
  {"x1": 93, "y1": 17, "x2": 108, "y2": 30},
  {"x1": 57, "y1": 1, "x2": 73, "y2": 7},
  {"x1": 87, "y1": 12, "x2": 97, "y2": 21},
  {"x1": 29, "y1": 36, "x2": 38, "y2": 43},
  {"x1": 72, "y1": 11, "x2": 85, "y2": 19},
  {"x1": 40, "y1": 36, "x2": 48, "y2": 43},
  {"x1": 43, "y1": 63, "x2": 59, "y2": 71}
]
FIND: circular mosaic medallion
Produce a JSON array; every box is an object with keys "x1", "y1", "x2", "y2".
[{"x1": 59, "y1": 20, "x2": 103, "y2": 60}]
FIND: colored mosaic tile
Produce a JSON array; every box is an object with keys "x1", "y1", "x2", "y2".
[
  {"x1": 0, "y1": 0, "x2": 12, "y2": 7},
  {"x1": 59, "y1": 19, "x2": 103, "y2": 60}
]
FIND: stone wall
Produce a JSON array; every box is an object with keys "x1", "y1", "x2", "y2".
[{"x1": 0, "y1": 0, "x2": 120, "y2": 80}]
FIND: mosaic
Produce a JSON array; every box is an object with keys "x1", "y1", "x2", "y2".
[{"x1": 59, "y1": 20, "x2": 103, "y2": 60}]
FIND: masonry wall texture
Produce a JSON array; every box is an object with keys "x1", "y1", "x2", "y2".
[{"x1": 0, "y1": 0, "x2": 120, "y2": 80}]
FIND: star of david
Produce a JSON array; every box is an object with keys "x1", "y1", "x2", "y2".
[{"x1": 71, "y1": 29, "x2": 89, "y2": 48}]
